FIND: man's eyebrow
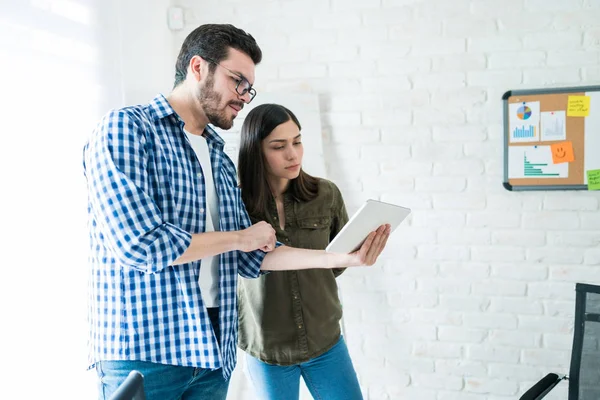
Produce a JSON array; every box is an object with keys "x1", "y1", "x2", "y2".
[{"x1": 229, "y1": 69, "x2": 252, "y2": 85}]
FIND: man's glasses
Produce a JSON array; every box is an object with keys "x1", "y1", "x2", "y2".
[{"x1": 204, "y1": 57, "x2": 257, "y2": 103}]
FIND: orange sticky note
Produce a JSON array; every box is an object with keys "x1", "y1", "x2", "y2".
[{"x1": 550, "y1": 141, "x2": 574, "y2": 164}]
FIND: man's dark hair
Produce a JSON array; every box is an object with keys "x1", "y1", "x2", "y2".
[
  {"x1": 173, "y1": 24, "x2": 262, "y2": 88},
  {"x1": 238, "y1": 104, "x2": 319, "y2": 218}
]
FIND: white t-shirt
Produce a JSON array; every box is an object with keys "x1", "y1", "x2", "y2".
[{"x1": 184, "y1": 129, "x2": 220, "y2": 307}]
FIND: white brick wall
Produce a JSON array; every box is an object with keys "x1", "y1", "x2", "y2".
[{"x1": 176, "y1": 0, "x2": 600, "y2": 398}]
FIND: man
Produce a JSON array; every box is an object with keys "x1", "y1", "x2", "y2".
[{"x1": 83, "y1": 24, "x2": 390, "y2": 400}]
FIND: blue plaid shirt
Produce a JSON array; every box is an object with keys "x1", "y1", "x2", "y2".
[{"x1": 83, "y1": 94, "x2": 265, "y2": 379}]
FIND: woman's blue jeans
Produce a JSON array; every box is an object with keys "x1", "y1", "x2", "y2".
[
  {"x1": 245, "y1": 335, "x2": 363, "y2": 400},
  {"x1": 95, "y1": 360, "x2": 229, "y2": 400}
]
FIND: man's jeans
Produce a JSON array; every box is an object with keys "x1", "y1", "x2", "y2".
[{"x1": 95, "y1": 360, "x2": 229, "y2": 400}]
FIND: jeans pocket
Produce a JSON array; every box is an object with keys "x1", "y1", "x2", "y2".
[
  {"x1": 95, "y1": 361, "x2": 107, "y2": 400},
  {"x1": 95, "y1": 361, "x2": 105, "y2": 382}
]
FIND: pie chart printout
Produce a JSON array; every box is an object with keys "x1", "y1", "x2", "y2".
[{"x1": 517, "y1": 104, "x2": 532, "y2": 120}]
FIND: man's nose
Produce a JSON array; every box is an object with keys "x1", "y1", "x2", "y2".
[{"x1": 238, "y1": 91, "x2": 252, "y2": 104}]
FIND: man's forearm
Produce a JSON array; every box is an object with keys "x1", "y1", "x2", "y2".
[
  {"x1": 173, "y1": 231, "x2": 241, "y2": 265},
  {"x1": 260, "y1": 245, "x2": 356, "y2": 271}
]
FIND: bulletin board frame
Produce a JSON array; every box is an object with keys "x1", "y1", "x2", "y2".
[{"x1": 502, "y1": 85, "x2": 600, "y2": 191}]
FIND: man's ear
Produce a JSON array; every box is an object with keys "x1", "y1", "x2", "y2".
[{"x1": 188, "y1": 55, "x2": 208, "y2": 82}]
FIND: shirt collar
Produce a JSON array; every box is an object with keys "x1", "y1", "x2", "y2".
[
  {"x1": 148, "y1": 93, "x2": 177, "y2": 121},
  {"x1": 203, "y1": 124, "x2": 225, "y2": 148}
]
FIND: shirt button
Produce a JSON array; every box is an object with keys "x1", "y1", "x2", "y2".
[
  {"x1": 298, "y1": 325, "x2": 302, "y2": 329},
  {"x1": 200, "y1": 208, "x2": 205, "y2": 213},
  {"x1": 196, "y1": 172, "x2": 202, "y2": 178},
  {"x1": 313, "y1": 223, "x2": 317, "y2": 227}
]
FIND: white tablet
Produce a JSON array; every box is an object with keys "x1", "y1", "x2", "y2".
[{"x1": 325, "y1": 199, "x2": 411, "y2": 254}]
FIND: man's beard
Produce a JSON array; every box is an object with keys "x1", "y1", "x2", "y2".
[{"x1": 198, "y1": 73, "x2": 242, "y2": 130}]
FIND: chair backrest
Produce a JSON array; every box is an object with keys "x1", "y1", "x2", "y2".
[
  {"x1": 108, "y1": 370, "x2": 146, "y2": 400},
  {"x1": 569, "y1": 283, "x2": 600, "y2": 400}
]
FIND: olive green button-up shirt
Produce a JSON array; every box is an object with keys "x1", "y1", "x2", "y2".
[{"x1": 238, "y1": 179, "x2": 349, "y2": 365}]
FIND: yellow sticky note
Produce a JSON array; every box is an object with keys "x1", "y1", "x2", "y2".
[
  {"x1": 567, "y1": 95, "x2": 590, "y2": 117},
  {"x1": 550, "y1": 141, "x2": 574, "y2": 164},
  {"x1": 588, "y1": 170, "x2": 600, "y2": 190}
]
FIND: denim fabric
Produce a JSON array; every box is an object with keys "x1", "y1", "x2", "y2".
[
  {"x1": 96, "y1": 360, "x2": 229, "y2": 400},
  {"x1": 245, "y1": 336, "x2": 363, "y2": 400}
]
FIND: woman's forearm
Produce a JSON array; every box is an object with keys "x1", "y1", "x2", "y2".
[
  {"x1": 260, "y1": 245, "x2": 356, "y2": 271},
  {"x1": 261, "y1": 224, "x2": 391, "y2": 271}
]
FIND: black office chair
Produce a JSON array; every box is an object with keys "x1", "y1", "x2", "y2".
[
  {"x1": 519, "y1": 283, "x2": 600, "y2": 400},
  {"x1": 108, "y1": 370, "x2": 146, "y2": 400}
]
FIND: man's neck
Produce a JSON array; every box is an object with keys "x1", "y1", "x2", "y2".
[{"x1": 167, "y1": 87, "x2": 208, "y2": 136}]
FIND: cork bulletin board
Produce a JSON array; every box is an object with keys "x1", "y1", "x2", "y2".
[{"x1": 502, "y1": 85, "x2": 600, "y2": 191}]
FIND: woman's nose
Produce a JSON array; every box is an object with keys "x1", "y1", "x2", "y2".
[{"x1": 286, "y1": 147, "x2": 297, "y2": 160}]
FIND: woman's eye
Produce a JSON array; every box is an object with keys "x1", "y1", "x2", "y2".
[{"x1": 293, "y1": 142, "x2": 302, "y2": 146}]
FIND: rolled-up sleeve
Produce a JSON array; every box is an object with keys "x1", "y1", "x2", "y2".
[{"x1": 84, "y1": 109, "x2": 191, "y2": 273}]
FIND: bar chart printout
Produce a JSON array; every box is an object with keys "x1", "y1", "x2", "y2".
[
  {"x1": 513, "y1": 125, "x2": 536, "y2": 139},
  {"x1": 509, "y1": 145, "x2": 568, "y2": 179},
  {"x1": 525, "y1": 154, "x2": 559, "y2": 176}
]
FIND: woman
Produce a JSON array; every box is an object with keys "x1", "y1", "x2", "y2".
[{"x1": 237, "y1": 103, "x2": 366, "y2": 400}]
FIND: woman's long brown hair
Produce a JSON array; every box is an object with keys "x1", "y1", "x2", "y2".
[{"x1": 238, "y1": 103, "x2": 319, "y2": 217}]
